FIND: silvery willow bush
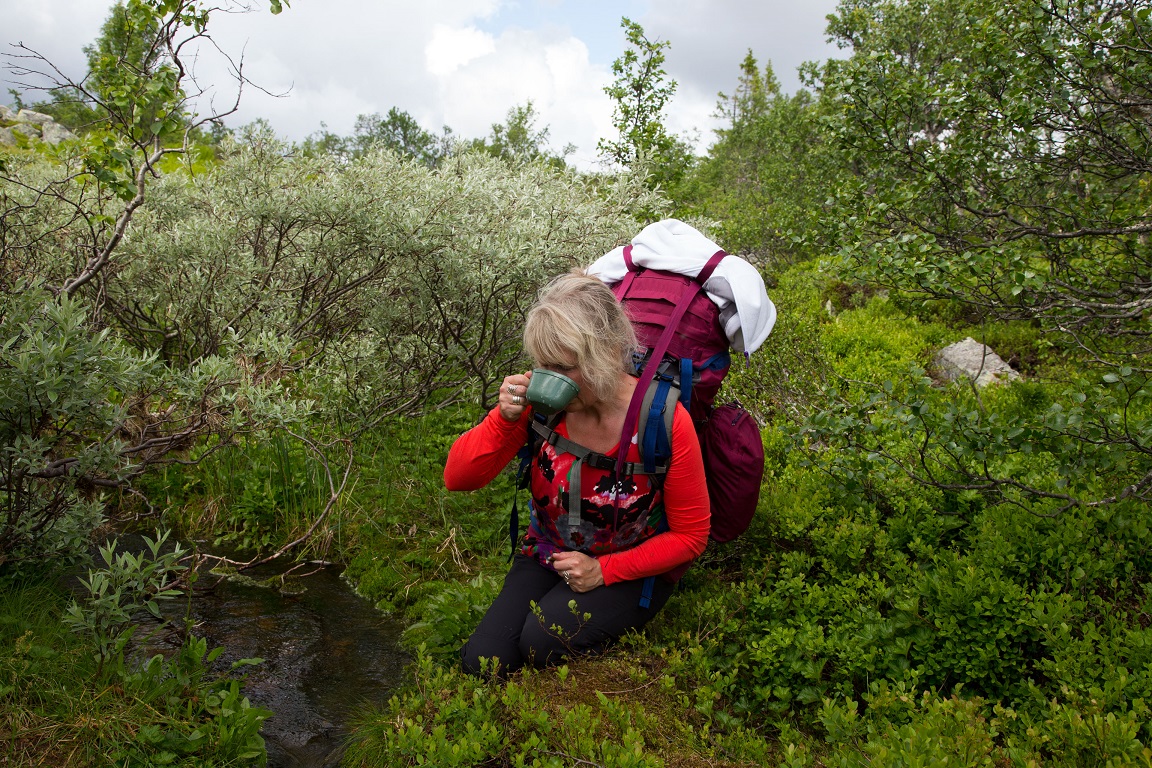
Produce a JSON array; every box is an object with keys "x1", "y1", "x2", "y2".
[
  {"x1": 107, "y1": 127, "x2": 657, "y2": 426},
  {"x1": 1, "y1": 137, "x2": 652, "y2": 565},
  {"x1": 0, "y1": 274, "x2": 310, "y2": 569}
]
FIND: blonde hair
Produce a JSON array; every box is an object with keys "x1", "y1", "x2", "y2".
[{"x1": 523, "y1": 270, "x2": 637, "y2": 403}]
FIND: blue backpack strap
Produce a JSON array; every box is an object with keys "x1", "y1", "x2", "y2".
[
  {"x1": 639, "y1": 377, "x2": 679, "y2": 474},
  {"x1": 638, "y1": 501, "x2": 675, "y2": 609},
  {"x1": 703, "y1": 350, "x2": 732, "y2": 372},
  {"x1": 640, "y1": 379, "x2": 667, "y2": 474},
  {"x1": 508, "y1": 413, "x2": 551, "y2": 561},
  {"x1": 679, "y1": 357, "x2": 693, "y2": 409},
  {"x1": 659, "y1": 385, "x2": 675, "y2": 462},
  {"x1": 637, "y1": 381, "x2": 677, "y2": 609},
  {"x1": 640, "y1": 576, "x2": 656, "y2": 609}
]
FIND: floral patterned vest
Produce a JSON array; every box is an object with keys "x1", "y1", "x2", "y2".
[{"x1": 522, "y1": 422, "x2": 665, "y2": 568}]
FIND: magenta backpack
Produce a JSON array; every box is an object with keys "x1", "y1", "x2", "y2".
[
  {"x1": 612, "y1": 246, "x2": 731, "y2": 425},
  {"x1": 612, "y1": 246, "x2": 765, "y2": 548}
]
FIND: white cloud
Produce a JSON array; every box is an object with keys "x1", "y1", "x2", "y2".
[
  {"x1": 1, "y1": 0, "x2": 107, "y2": 102},
  {"x1": 178, "y1": 0, "x2": 614, "y2": 159},
  {"x1": 1, "y1": 0, "x2": 841, "y2": 168},
  {"x1": 425, "y1": 25, "x2": 497, "y2": 77},
  {"x1": 430, "y1": 25, "x2": 611, "y2": 164}
]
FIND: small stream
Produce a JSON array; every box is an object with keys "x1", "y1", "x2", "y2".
[
  {"x1": 188, "y1": 560, "x2": 407, "y2": 767},
  {"x1": 117, "y1": 541, "x2": 410, "y2": 768}
]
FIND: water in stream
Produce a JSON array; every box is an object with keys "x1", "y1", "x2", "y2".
[{"x1": 160, "y1": 556, "x2": 408, "y2": 767}]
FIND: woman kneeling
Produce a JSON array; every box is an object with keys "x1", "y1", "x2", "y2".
[{"x1": 444, "y1": 270, "x2": 710, "y2": 676}]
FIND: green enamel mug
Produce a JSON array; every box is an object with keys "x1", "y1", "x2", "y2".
[{"x1": 526, "y1": 369, "x2": 580, "y2": 415}]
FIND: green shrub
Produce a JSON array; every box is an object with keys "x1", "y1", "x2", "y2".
[
  {"x1": 0, "y1": 579, "x2": 269, "y2": 766},
  {"x1": 823, "y1": 297, "x2": 950, "y2": 384},
  {"x1": 823, "y1": 689, "x2": 1003, "y2": 767},
  {"x1": 0, "y1": 285, "x2": 153, "y2": 570},
  {"x1": 62, "y1": 530, "x2": 186, "y2": 672},
  {"x1": 345, "y1": 646, "x2": 777, "y2": 767},
  {"x1": 402, "y1": 574, "x2": 502, "y2": 659}
]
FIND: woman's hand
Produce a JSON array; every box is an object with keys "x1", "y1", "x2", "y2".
[
  {"x1": 499, "y1": 371, "x2": 533, "y2": 422},
  {"x1": 550, "y1": 551, "x2": 604, "y2": 593}
]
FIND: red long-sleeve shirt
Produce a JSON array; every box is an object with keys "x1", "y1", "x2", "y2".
[{"x1": 444, "y1": 404, "x2": 710, "y2": 585}]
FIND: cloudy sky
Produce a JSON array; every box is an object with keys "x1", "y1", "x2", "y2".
[{"x1": 2, "y1": 0, "x2": 842, "y2": 168}]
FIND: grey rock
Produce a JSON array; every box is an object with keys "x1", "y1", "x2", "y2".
[
  {"x1": 0, "y1": 106, "x2": 76, "y2": 145},
  {"x1": 41, "y1": 122, "x2": 76, "y2": 145},
  {"x1": 15, "y1": 108, "x2": 54, "y2": 125},
  {"x1": 935, "y1": 337, "x2": 1020, "y2": 388}
]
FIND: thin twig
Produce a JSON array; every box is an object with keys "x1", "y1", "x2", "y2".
[
  {"x1": 596, "y1": 677, "x2": 661, "y2": 696},
  {"x1": 537, "y1": 750, "x2": 607, "y2": 768},
  {"x1": 182, "y1": 431, "x2": 354, "y2": 575}
]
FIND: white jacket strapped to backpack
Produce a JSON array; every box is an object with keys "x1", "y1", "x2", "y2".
[{"x1": 586, "y1": 219, "x2": 777, "y2": 356}]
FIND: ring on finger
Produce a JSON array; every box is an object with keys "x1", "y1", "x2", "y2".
[
  {"x1": 511, "y1": 395, "x2": 523, "y2": 405},
  {"x1": 506, "y1": 384, "x2": 518, "y2": 395}
]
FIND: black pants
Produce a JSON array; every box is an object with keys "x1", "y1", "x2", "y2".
[{"x1": 461, "y1": 554, "x2": 675, "y2": 676}]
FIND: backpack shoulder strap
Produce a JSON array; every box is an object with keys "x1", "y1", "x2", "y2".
[
  {"x1": 527, "y1": 413, "x2": 669, "y2": 529},
  {"x1": 509, "y1": 414, "x2": 554, "y2": 559},
  {"x1": 640, "y1": 375, "x2": 679, "y2": 474},
  {"x1": 528, "y1": 418, "x2": 667, "y2": 476},
  {"x1": 615, "y1": 249, "x2": 727, "y2": 477},
  {"x1": 613, "y1": 244, "x2": 641, "y2": 300}
]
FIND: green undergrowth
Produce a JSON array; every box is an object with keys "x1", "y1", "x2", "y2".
[
  {"x1": 338, "y1": 407, "x2": 513, "y2": 626},
  {"x1": 343, "y1": 646, "x2": 779, "y2": 768},
  {"x1": 0, "y1": 580, "x2": 268, "y2": 767},
  {"x1": 148, "y1": 434, "x2": 336, "y2": 553}
]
